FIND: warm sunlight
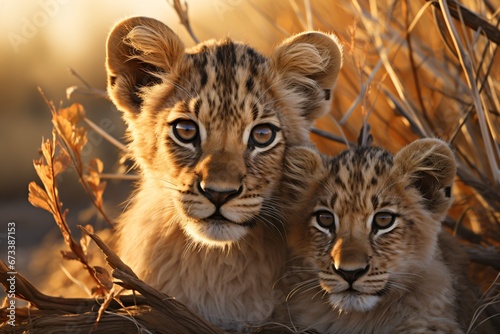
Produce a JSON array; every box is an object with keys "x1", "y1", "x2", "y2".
[{"x1": 1, "y1": 1, "x2": 499, "y2": 333}]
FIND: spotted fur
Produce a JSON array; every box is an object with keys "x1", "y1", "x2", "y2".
[
  {"x1": 105, "y1": 17, "x2": 342, "y2": 330},
  {"x1": 280, "y1": 139, "x2": 488, "y2": 333}
]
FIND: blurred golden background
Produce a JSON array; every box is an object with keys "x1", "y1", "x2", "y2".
[
  {"x1": 0, "y1": 0, "x2": 181, "y2": 274},
  {"x1": 0, "y1": 0, "x2": 499, "y2": 294}
]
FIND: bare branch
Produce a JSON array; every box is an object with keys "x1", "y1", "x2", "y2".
[
  {"x1": 168, "y1": 0, "x2": 200, "y2": 44},
  {"x1": 427, "y1": 0, "x2": 500, "y2": 45}
]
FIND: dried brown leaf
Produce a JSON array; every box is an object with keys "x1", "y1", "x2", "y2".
[
  {"x1": 80, "y1": 224, "x2": 94, "y2": 256},
  {"x1": 73, "y1": 126, "x2": 88, "y2": 153},
  {"x1": 61, "y1": 250, "x2": 80, "y2": 261},
  {"x1": 94, "y1": 266, "x2": 113, "y2": 291},
  {"x1": 94, "y1": 182, "x2": 107, "y2": 206},
  {"x1": 40, "y1": 137, "x2": 54, "y2": 167},
  {"x1": 85, "y1": 158, "x2": 107, "y2": 207},
  {"x1": 88, "y1": 158, "x2": 104, "y2": 174},
  {"x1": 53, "y1": 149, "x2": 71, "y2": 176},
  {"x1": 53, "y1": 117, "x2": 73, "y2": 148},
  {"x1": 33, "y1": 135, "x2": 55, "y2": 173},
  {"x1": 53, "y1": 113, "x2": 88, "y2": 155},
  {"x1": 27, "y1": 182, "x2": 53, "y2": 214},
  {"x1": 56, "y1": 104, "x2": 89, "y2": 156},
  {"x1": 53, "y1": 116, "x2": 71, "y2": 145},
  {"x1": 32, "y1": 136, "x2": 58, "y2": 196},
  {"x1": 85, "y1": 158, "x2": 103, "y2": 188},
  {"x1": 32, "y1": 160, "x2": 53, "y2": 198},
  {"x1": 59, "y1": 103, "x2": 86, "y2": 125}
]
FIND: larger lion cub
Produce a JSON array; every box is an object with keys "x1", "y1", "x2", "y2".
[
  {"x1": 282, "y1": 139, "x2": 490, "y2": 333},
  {"x1": 105, "y1": 17, "x2": 341, "y2": 329}
]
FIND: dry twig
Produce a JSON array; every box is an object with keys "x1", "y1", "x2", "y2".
[
  {"x1": 428, "y1": 0, "x2": 500, "y2": 45},
  {"x1": 168, "y1": 0, "x2": 200, "y2": 43}
]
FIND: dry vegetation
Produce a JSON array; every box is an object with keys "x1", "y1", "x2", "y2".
[{"x1": 1, "y1": 0, "x2": 500, "y2": 332}]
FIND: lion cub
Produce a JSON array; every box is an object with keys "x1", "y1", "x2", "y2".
[
  {"x1": 105, "y1": 17, "x2": 342, "y2": 329},
  {"x1": 281, "y1": 139, "x2": 488, "y2": 333}
]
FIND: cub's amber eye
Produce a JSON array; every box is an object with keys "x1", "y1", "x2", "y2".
[
  {"x1": 249, "y1": 124, "x2": 278, "y2": 148},
  {"x1": 172, "y1": 120, "x2": 198, "y2": 143},
  {"x1": 314, "y1": 210, "x2": 336, "y2": 231},
  {"x1": 372, "y1": 212, "x2": 396, "y2": 230}
]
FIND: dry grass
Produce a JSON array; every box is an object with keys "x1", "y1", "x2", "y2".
[
  {"x1": 237, "y1": 0, "x2": 500, "y2": 250},
  {"x1": 1, "y1": 0, "x2": 499, "y2": 332}
]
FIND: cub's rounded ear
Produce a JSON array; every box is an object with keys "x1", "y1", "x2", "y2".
[
  {"x1": 272, "y1": 31, "x2": 342, "y2": 122},
  {"x1": 283, "y1": 146, "x2": 326, "y2": 203},
  {"x1": 106, "y1": 16, "x2": 185, "y2": 117},
  {"x1": 394, "y1": 138, "x2": 456, "y2": 217}
]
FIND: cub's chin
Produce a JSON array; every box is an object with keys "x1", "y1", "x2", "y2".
[
  {"x1": 182, "y1": 217, "x2": 254, "y2": 248},
  {"x1": 327, "y1": 292, "x2": 380, "y2": 313}
]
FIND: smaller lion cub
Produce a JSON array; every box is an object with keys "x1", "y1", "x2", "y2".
[{"x1": 280, "y1": 139, "x2": 488, "y2": 333}]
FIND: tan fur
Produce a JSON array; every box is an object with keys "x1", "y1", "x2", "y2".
[
  {"x1": 105, "y1": 17, "x2": 342, "y2": 330},
  {"x1": 280, "y1": 140, "x2": 489, "y2": 333}
]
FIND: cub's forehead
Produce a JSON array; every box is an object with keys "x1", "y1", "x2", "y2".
[
  {"x1": 183, "y1": 38, "x2": 269, "y2": 92},
  {"x1": 323, "y1": 147, "x2": 395, "y2": 199},
  {"x1": 163, "y1": 38, "x2": 277, "y2": 127},
  {"x1": 187, "y1": 38, "x2": 267, "y2": 67},
  {"x1": 329, "y1": 147, "x2": 394, "y2": 175}
]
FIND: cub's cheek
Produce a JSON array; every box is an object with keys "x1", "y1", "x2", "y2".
[
  {"x1": 221, "y1": 198, "x2": 263, "y2": 223},
  {"x1": 183, "y1": 204, "x2": 214, "y2": 220}
]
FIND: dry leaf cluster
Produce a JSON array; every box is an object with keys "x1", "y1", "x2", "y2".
[{"x1": 27, "y1": 97, "x2": 112, "y2": 298}]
